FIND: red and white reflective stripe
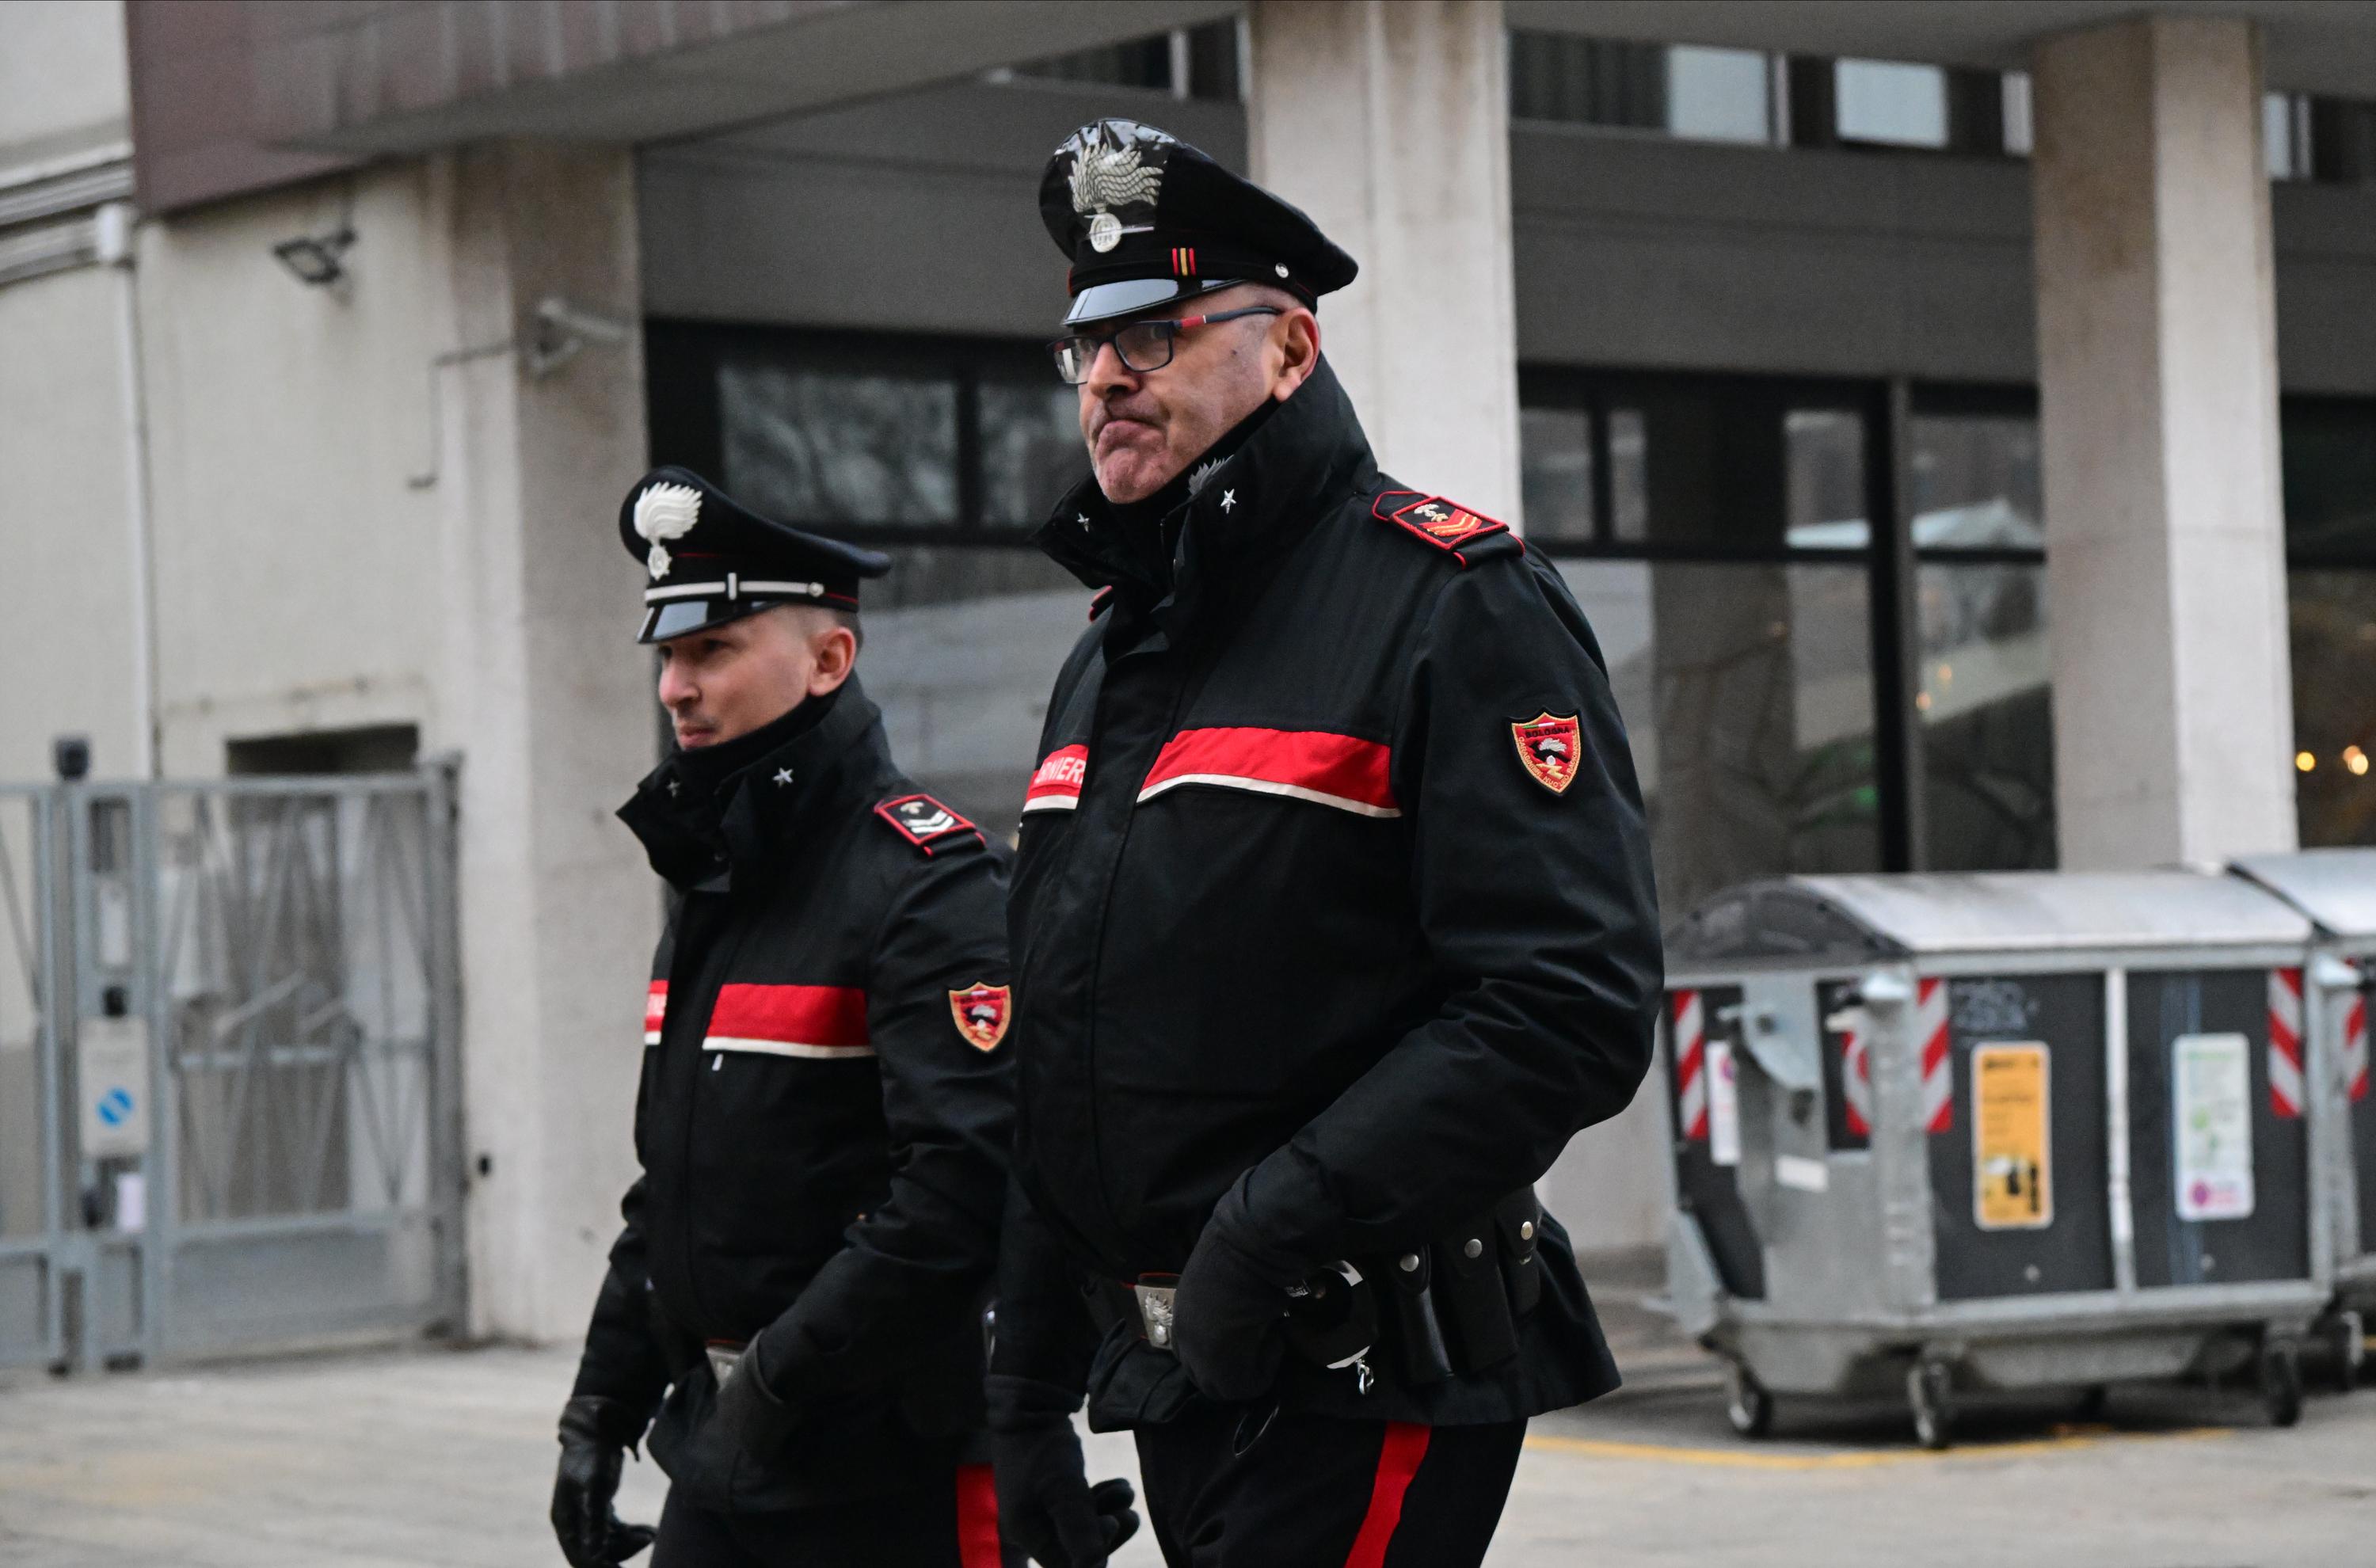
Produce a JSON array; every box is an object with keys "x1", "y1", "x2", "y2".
[
  {"x1": 954, "y1": 1462, "x2": 1000, "y2": 1568},
  {"x1": 2270, "y1": 968, "x2": 2306, "y2": 1119},
  {"x1": 1917, "y1": 976, "x2": 1953, "y2": 1133},
  {"x1": 2345, "y1": 991, "x2": 2370, "y2": 1104},
  {"x1": 1841, "y1": 1014, "x2": 1874, "y2": 1138},
  {"x1": 1022, "y1": 744, "x2": 1088, "y2": 815},
  {"x1": 643, "y1": 981, "x2": 667, "y2": 1046},
  {"x1": 1137, "y1": 727, "x2": 1400, "y2": 818},
  {"x1": 1673, "y1": 991, "x2": 1708, "y2": 1141},
  {"x1": 1342, "y1": 1421, "x2": 1430, "y2": 1568},
  {"x1": 703, "y1": 983, "x2": 873, "y2": 1060}
]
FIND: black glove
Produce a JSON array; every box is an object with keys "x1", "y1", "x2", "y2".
[
  {"x1": 987, "y1": 1374, "x2": 1140, "y2": 1568},
  {"x1": 1171, "y1": 1186, "x2": 1295, "y2": 1403},
  {"x1": 551, "y1": 1396, "x2": 656, "y2": 1567},
  {"x1": 709, "y1": 1336, "x2": 799, "y2": 1463}
]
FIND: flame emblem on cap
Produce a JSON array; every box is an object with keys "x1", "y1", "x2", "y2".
[
  {"x1": 1070, "y1": 142, "x2": 1162, "y2": 252},
  {"x1": 633, "y1": 481, "x2": 702, "y2": 578}
]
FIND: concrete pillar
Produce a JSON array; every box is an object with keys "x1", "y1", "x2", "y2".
[
  {"x1": 2030, "y1": 16, "x2": 2297, "y2": 868},
  {"x1": 1245, "y1": 0, "x2": 1522, "y2": 524},
  {"x1": 438, "y1": 143, "x2": 658, "y2": 1340}
]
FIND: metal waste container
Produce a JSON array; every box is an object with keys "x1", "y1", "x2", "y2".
[
  {"x1": 2231, "y1": 849, "x2": 2376, "y2": 1386},
  {"x1": 1659, "y1": 871, "x2": 2328, "y2": 1447}
]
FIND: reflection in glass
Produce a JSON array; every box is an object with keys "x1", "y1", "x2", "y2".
[
  {"x1": 1784, "y1": 408, "x2": 1868, "y2": 549},
  {"x1": 2290, "y1": 571, "x2": 2376, "y2": 847},
  {"x1": 1609, "y1": 408, "x2": 1647, "y2": 542},
  {"x1": 1910, "y1": 413, "x2": 2043, "y2": 550},
  {"x1": 1917, "y1": 564, "x2": 2054, "y2": 870},
  {"x1": 1519, "y1": 407, "x2": 1593, "y2": 542},
  {"x1": 1559, "y1": 560, "x2": 1880, "y2": 915},
  {"x1": 718, "y1": 360, "x2": 958, "y2": 526},
  {"x1": 863, "y1": 547, "x2": 1090, "y2": 842},
  {"x1": 2282, "y1": 399, "x2": 2376, "y2": 556},
  {"x1": 981, "y1": 379, "x2": 1085, "y2": 529}
]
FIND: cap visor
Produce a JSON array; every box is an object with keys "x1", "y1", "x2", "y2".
[
  {"x1": 1065, "y1": 276, "x2": 1256, "y2": 327},
  {"x1": 638, "y1": 599, "x2": 776, "y2": 644}
]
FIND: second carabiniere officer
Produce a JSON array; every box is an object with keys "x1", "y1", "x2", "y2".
[
  {"x1": 553, "y1": 469, "x2": 1042, "y2": 1568},
  {"x1": 986, "y1": 121, "x2": 1664, "y2": 1567}
]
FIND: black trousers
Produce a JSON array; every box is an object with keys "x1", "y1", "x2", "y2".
[
  {"x1": 649, "y1": 1463, "x2": 1021, "y2": 1568},
  {"x1": 1134, "y1": 1405, "x2": 1526, "y2": 1568}
]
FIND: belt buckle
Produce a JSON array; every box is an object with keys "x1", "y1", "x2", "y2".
[
  {"x1": 1133, "y1": 1273, "x2": 1181, "y2": 1352},
  {"x1": 705, "y1": 1339, "x2": 745, "y2": 1389}
]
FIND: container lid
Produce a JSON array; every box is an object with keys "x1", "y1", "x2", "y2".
[
  {"x1": 1668, "y1": 870, "x2": 2310, "y2": 965},
  {"x1": 2231, "y1": 850, "x2": 2376, "y2": 939}
]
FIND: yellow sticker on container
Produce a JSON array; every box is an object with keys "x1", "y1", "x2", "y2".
[{"x1": 1973, "y1": 1041, "x2": 2052, "y2": 1231}]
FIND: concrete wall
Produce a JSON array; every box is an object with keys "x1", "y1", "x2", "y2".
[
  {"x1": 135, "y1": 166, "x2": 455, "y2": 771},
  {"x1": 0, "y1": 266, "x2": 141, "y2": 781},
  {"x1": 1, "y1": 0, "x2": 129, "y2": 168}
]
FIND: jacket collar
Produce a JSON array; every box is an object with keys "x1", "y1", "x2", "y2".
[
  {"x1": 1036, "y1": 356, "x2": 1376, "y2": 622},
  {"x1": 618, "y1": 678, "x2": 889, "y2": 889}
]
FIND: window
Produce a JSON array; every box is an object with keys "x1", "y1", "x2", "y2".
[
  {"x1": 1835, "y1": 59, "x2": 1948, "y2": 148},
  {"x1": 649, "y1": 323, "x2": 1095, "y2": 835},
  {"x1": 997, "y1": 21, "x2": 1241, "y2": 102},
  {"x1": 2284, "y1": 397, "x2": 2376, "y2": 847},
  {"x1": 1510, "y1": 33, "x2": 1776, "y2": 145},
  {"x1": 1520, "y1": 371, "x2": 1888, "y2": 913},
  {"x1": 1520, "y1": 372, "x2": 2062, "y2": 907}
]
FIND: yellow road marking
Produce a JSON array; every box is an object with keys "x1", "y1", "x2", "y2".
[{"x1": 1524, "y1": 1424, "x2": 2227, "y2": 1471}]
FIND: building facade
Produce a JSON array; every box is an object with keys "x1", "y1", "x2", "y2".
[{"x1": 4, "y1": 0, "x2": 2374, "y2": 1341}]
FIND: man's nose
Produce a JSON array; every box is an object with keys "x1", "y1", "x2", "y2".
[
  {"x1": 657, "y1": 659, "x2": 694, "y2": 710},
  {"x1": 1084, "y1": 337, "x2": 1140, "y2": 400}
]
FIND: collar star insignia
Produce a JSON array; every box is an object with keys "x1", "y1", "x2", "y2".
[
  {"x1": 1219, "y1": 489, "x2": 1237, "y2": 512},
  {"x1": 772, "y1": 767, "x2": 795, "y2": 787},
  {"x1": 665, "y1": 778, "x2": 682, "y2": 797},
  {"x1": 1076, "y1": 512, "x2": 1091, "y2": 530}
]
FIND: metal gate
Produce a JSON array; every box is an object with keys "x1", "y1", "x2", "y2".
[{"x1": 0, "y1": 771, "x2": 463, "y2": 1370}]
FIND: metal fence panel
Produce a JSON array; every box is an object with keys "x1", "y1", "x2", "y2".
[{"x1": 0, "y1": 772, "x2": 461, "y2": 1370}]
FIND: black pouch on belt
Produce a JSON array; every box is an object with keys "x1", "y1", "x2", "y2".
[
  {"x1": 1496, "y1": 1188, "x2": 1544, "y2": 1319},
  {"x1": 1379, "y1": 1245, "x2": 1454, "y2": 1386},
  {"x1": 1431, "y1": 1215, "x2": 1520, "y2": 1374}
]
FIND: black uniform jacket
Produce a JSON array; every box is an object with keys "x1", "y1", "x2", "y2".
[
  {"x1": 1001, "y1": 360, "x2": 1663, "y2": 1425},
  {"x1": 571, "y1": 680, "x2": 1014, "y2": 1510}
]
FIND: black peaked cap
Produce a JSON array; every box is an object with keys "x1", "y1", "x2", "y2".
[
  {"x1": 619, "y1": 465, "x2": 891, "y2": 644},
  {"x1": 1041, "y1": 118, "x2": 1357, "y2": 327}
]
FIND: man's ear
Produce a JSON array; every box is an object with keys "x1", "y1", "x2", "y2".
[
  {"x1": 1271, "y1": 308, "x2": 1320, "y2": 400},
  {"x1": 807, "y1": 621, "x2": 859, "y2": 698}
]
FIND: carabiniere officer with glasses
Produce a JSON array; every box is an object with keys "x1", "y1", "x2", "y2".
[{"x1": 984, "y1": 119, "x2": 1665, "y2": 1568}]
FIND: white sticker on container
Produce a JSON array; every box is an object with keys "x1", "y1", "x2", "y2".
[
  {"x1": 1707, "y1": 1041, "x2": 1741, "y2": 1167},
  {"x1": 1775, "y1": 1154, "x2": 1830, "y2": 1192},
  {"x1": 2173, "y1": 1031, "x2": 2254, "y2": 1223}
]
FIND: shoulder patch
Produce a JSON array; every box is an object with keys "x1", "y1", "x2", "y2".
[
  {"x1": 1371, "y1": 490, "x2": 1516, "y2": 564},
  {"x1": 875, "y1": 794, "x2": 981, "y2": 854}
]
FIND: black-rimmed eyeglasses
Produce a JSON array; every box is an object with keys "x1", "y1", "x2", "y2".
[{"x1": 1049, "y1": 307, "x2": 1282, "y2": 385}]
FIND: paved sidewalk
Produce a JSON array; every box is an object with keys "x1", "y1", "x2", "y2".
[{"x1": 2, "y1": 1295, "x2": 2371, "y2": 1567}]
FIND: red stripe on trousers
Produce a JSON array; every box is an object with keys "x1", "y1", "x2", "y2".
[
  {"x1": 1140, "y1": 727, "x2": 1399, "y2": 811},
  {"x1": 955, "y1": 1462, "x2": 1001, "y2": 1568},
  {"x1": 1343, "y1": 1422, "x2": 1431, "y2": 1568},
  {"x1": 705, "y1": 983, "x2": 870, "y2": 1047}
]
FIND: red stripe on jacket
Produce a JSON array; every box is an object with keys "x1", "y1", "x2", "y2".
[
  {"x1": 643, "y1": 981, "x2": 667, "y2": 1042},
  {"x1": 704, "y1": 983, "x2": 870, "y2": 1052},
  {"x1": 1137, "y1": 727, "x2": 1400, "y2": 817}
]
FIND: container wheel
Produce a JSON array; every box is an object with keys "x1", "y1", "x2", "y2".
[
  {"x1": 1724, "y1": 1361, "x2": 1773, "y2": 1439},
  {"x1": 2260, "y1": 1337, "x2": 2304, "y2": 1428},
  {"x1": 2327, "y1": 1311, "x2": 2363, "y2": 1395},
  {"x1": 1908, "y1": 1358, "x2": 1955, "y2": 1451}
]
